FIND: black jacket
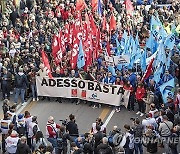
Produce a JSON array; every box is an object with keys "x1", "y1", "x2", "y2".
[
  {"x1": 66, "y1": 121, "x2": 79, "y2": 137},
  {"x1": 16, "y1": 142, "x2": 31, "y2": 154},
  {"x1": 94, "y1": 131, "x2": 105, "y2": 148},
  {"x1": 97, "y1": 143, "x2": 113, "y2": 154},
  {"x1": 14, "y1": 73, "x2": 29, "y2": 89}
]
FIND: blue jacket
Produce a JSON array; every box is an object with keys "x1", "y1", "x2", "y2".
[{"x1": 128, "y1": 73, "x2": 137, "y2": 88}]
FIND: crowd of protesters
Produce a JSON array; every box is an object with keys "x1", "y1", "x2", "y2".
[{"x1": 0, "y1": 0, "x2": 179, "y2": 153}]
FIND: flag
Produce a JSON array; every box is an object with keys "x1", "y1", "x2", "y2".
[
  {"x1": 166, "y1": 51, "x2": 172, "y2": 70},
  {"x1": 108, "y1": 65, "x2": 116, "y2": 76},
  {"x1": 150, "y1": 16, "x2": 167, "y2": 43},
  {"x1": 120, "y1": 31, "x2": 128, "y2": 54},
  {"x1": 141, "y1": 50, "x2": 146, "y2": 72},
  {"x1": 92, "y1": 0, "x2": 98, "y2": 11},
  {"x1": 76, "y1": 0, "x2": 87, "y2": 12},
  {"x1": 109, "y1": 14, "x2": 116, "y2": 31},
  {"x1": 52, "y1": 34, "x2": 61, "y2": 65},
  {"x1": 164, "y1": 33, "x2": 175, "y2": 50},
  {"x1": 97, "y1": 0, "x2": 102, "y2": 16},
  {"x1": 89, "y1": 15, "x2": 98, "y2": 36},
  {"x1": 41, "y1": 50, "x2": 53, "y2": 78},
  {"x1": 71, "y1": 38, "x2": 79, "y2": 69},
  {"x1": 153, "y1": 64, "x2": 163, "y2": 84},
  {"x1": 77, "y1": 39, "x2": 85, "y2": 69},
  {"x1": 116, "y1": 36, "x2": 121, "y2": 55},
  {"x1": 145, "y1": 34, "x2": 158, "y2": 54},
  {"x1": 125, "y1": 0, "x2": 134, "y2": 16},
  {"x1": 159, "y1": 78, "x2": 175, "y2": 103},
  {"x1": 154, "y1": 43, "x2": 166, "y2": 68},
  {"x1": 102, "y1": 14, "x2": 107, "y2": 31},
  {"x1": 141, "y1": 58, "x2": 154, "y2": 82}
]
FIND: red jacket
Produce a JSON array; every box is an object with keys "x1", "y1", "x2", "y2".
[{"x1": 135, "y1": 87, "x2": 146, "y2": 101}]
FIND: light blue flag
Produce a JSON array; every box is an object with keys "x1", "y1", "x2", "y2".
[
  {"x1": 146, "y1": 34, "x2": 158, "y2": 53},
  {"x1": 164, "y1": 33, "x2": 175, "y2": 50},
  {"x1": 166, "y1": 51, "x2": 172, "y2": 70},
  {"x1": 150, "y1": 16, "x2": 166, "y2": 43},
  {"x1": 159, "y1": 78, "x2": 175, "y2": 103},
  {"x1": 97, "y1": 0, "x2": 102, "y2": 16},
  {"x1": 77, "y1": 39, "x2": 85, "y2": 69},
  {"x1": 108, "y1": 65, "x2": 116, "y2": 76},
  {"x1": 154, "y1": 43, "x2": 166, "y2": 68},
  {"x1": 141, "y1": 50, "x2": 146, "y2": 72},
  {"x1": 153, "y1": 64, "x2": 163, "y2": 83},
  {"x1": 120, "y1": 31, "x2": 128, "y2": 53}
]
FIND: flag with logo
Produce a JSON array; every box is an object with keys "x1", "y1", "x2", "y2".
[
  {"x1": 164, "y1": 33, "x2": 176, "y2": 50},
  {"x1": 159, "y1": 78, "x2": 175, "y2": 103}
]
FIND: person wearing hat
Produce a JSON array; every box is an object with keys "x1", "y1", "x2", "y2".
[
  {"x1": 1, "y1": 67, "x2": 12, "y2": 100},
  {"x1": 16, "y1": 114, "x2": 26, "y2": 137},
  {"x1": 5, "y1": 130, "x2": 20, "y2": 154},
  {"x1": 14, "y1": 67, "x2": 29, "y2": 106}
]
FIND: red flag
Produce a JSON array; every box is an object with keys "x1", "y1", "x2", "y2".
[
  {"x1": 102, "y1": 15, "x2": 107, "y2": 31},
  {"x1": 92, "y1": 0, "x2": 98, "y2": 11},
  {"x1": 125, "y1": 0, "x2": 134, "y2": 16},
  {"x1": 141, "y1": 58, "x2": 154, "y2": 82},
  {"x1": 71, "y1": 38, "x2": 79, "y2": 69},
  {"x1": 52, "y1": 34, "x2": 61, "y2": 65},
  {"x1": 41, "y1": 50, "x2": 53, "y2": 78},
  {"x1": 89, "y1": 15, "x2": 97, "y2": 36},
  {"x1": 109, "y1": 14, "x2": 116, "y2": 31},
  {"x1": 76, "y1": 0, "x2": 87, "y2": 12}
]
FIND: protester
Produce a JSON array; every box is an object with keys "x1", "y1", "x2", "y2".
[{"x1": 16, "y1": 136, "x2": 31, "y2": 154}]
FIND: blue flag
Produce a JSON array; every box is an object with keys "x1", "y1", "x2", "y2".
[
  {"x1": 116, "y1": 36, "x2": 121, "y2": 55},
  {"x1": 154, "y1": 43, "x2": 166, "y2": 68},
  {"x1": 150, "y1": 16, "x2": 167, "y2": 43},
  {"x1": 141, "y1": 50, "x2": 146, "y2": 72},
  {"x1": 97, "y1": 0, "x2": 102, "y2": 16},
  {"x1": 77, "y1": 39, "x2": 85, "y2": 69},
  {"x1": 108, "y1": 65, "x2": 116, "y2": 76},
  {"x1": 120, "y1": 31, "x2": 128, "y2": 53},
  {"x1": 159, "y1": 78, "x2": 175, "y2": 103},
  {"x1": 166, "y1": 51, "x2": 172, "y2": 70},
  {"x1": 153, "y1": 64, "x2": 163, "y2": 84},
  {"x1": 164, "y1": 33, "x2": 175, "y2": 50},
  {"x1": 146, "y1": 34, "x2": 158, "y2": 53}
]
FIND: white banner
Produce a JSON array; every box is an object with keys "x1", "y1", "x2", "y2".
[{"x1": 36, "y1": 77, "x2": 130, "y2": 106}]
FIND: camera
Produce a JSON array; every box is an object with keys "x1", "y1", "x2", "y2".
[{"x1": 59, "y1": 119, "x2": 68, "y2": 126}]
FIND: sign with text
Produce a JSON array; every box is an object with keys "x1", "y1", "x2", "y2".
[{"x1": 36, "y1": 77, "x2": 130, "y2": 106}]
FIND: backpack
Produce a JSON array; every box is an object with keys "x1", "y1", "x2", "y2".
[
  {"x1": 17, "y1": 123, "x2": 26, "y2": 137},
  {"x1": 16, "y1": 74, "x2": 24, "y2": 87},
  {"x1": 124, "y1": 132, "x2": 134, "y2": 150}
]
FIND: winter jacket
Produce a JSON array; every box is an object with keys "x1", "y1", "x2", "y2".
[{"x1": 16, "y1": 142, "x2": 31, "y2": 154}]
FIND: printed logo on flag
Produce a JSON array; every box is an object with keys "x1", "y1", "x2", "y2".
[
  {"x1": 89, "y1": 93, "x2": 100, "y2": 100},
  {"x1": 71, "y1": 89, "x2": 77, "y2": 97},
  {"x1": 81, "y1": 90, "x2": 86, "y2": 98}
]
